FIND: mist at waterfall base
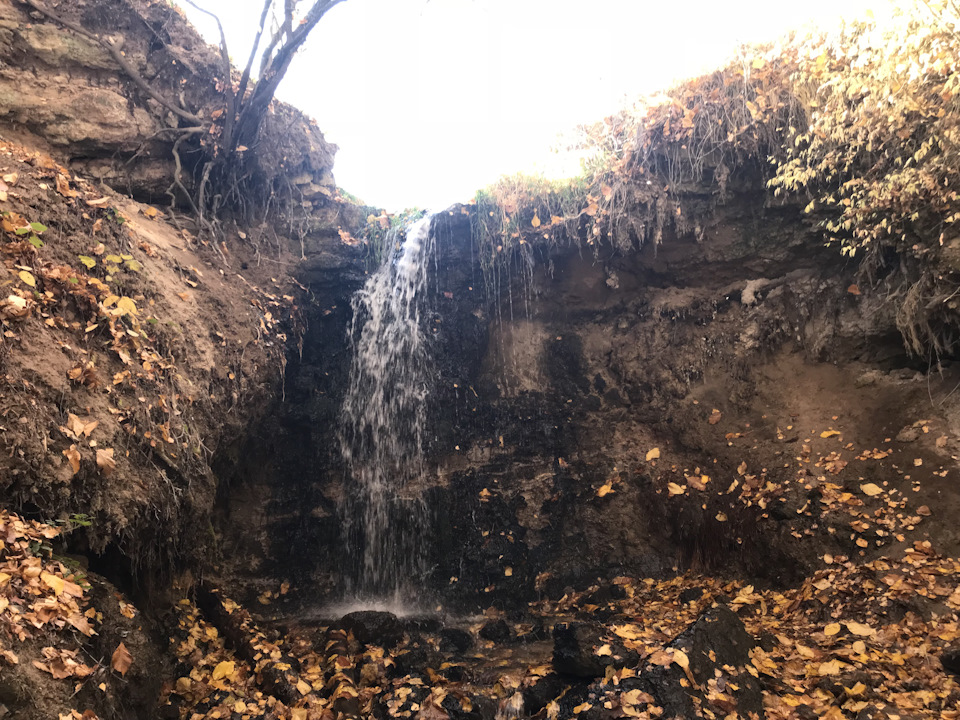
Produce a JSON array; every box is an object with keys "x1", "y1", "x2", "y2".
[{"x1": 336, "y1": 215, "x2": 437, "y2": 614}]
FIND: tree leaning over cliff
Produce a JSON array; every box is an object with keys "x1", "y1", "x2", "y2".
[{"x1": 21, "y1": 0, "x2": 348, "y2": 224}]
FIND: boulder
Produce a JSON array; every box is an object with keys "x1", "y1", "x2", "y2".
[
  {"x1": 440, "y1": 627, "x2": 475, "y2": 653},
  {"x1": 941, "y1": 646, "x2": 960, "y2": 675},
  {"x1": 479, "y1": 619, "x2": 513, "y2": 643},
  {"x1": 637, "y1": 604, "x2": 764, "y2": 718},
  {"x1": 521, "y1": 673, "x2": 571, "y2": 716},
  {"x1": 339, "y1": 610, "x2": 404, "y2": 648},
  {"x1": 552, "y1": 622, "x2": 639, "y2": 677}
]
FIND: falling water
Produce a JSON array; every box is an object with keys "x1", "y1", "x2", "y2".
[{"x1": 338, "y1": 215, "x2": 435, "y2": 603}]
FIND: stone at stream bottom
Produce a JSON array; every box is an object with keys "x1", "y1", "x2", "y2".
[
  {"x1": 440, "y1": 627, "x2": 475, "y2": 653},
  {"x1": 552, "y1": 621, "x2": 640, "y2": 677},
  {"x1": 479, "y1": 619, "x2": 513, "y2": 643},
  {"x1": 338, "y1": 610, "x2": 404, "y2": 648},
  {"x1": 630, "y1": 604, "x2": 764, "y2": 719},
  {"x1": 942, "y1": 646, "x2": 960, "y2": 675},
  {"x1": 547, "y1": 605, "x2": 764, "y2": 720}
]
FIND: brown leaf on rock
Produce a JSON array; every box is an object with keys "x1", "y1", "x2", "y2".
[
  {"x1": 96, "y1": 448, "x2": 116, "y2": 476},
  {"x1": 56, "y1": 173, "x2": 80, "y2": 198},
  {"x1": 67, "y1": 613, "x2": 95, "y2": 636},
  {"x1": 418, "y1": 702, "x2": 450, "y2": 720},
  {"x1": 111, "y1": 642, "x2": 132, "y2": 676},
  {"x1": 63, "y1": 445, "x2": 81, "y2": 475}
]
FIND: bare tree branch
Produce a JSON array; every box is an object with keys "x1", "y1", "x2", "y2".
[
  {"x1": 258, "y1": 4, "x2": 286, "y2": 77},
  {"x1": 182, "y1": 0, "x2": 236, "y2": 144},
  {"x1": 235, "y1": 0, "x2": 347, "y2": 151},
  {"x1": 236, "y1": 0, "x2": 274, "y2": 113}
]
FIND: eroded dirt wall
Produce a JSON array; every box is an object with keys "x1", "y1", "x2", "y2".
[{"x1": 216, "y1": 178, "x2": 960, "y2": 614}]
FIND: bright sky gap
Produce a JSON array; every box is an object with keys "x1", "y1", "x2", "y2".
[{"x1": 177, "y1": 0, "x2": 885, "y2": 211}]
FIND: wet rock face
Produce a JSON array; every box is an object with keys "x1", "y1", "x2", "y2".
[{"x1": 216, "y1": 175, "x2": 932, "y2": 610}]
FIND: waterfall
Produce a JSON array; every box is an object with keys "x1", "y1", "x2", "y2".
[{"x1": 338, "y1": 214, "x2": 435, "y2": 603}]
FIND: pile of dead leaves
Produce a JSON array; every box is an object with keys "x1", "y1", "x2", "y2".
[{"x1": 0, "y1": 510, "x2": 96, "y2": 672}]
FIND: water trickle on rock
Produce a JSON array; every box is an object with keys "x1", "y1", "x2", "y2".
[{"x1": 338, "y1": 214, "x2": 436, "y2": 604}]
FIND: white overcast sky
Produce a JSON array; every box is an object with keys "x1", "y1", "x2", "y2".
[{"x1": 177, "y1": 0, "x2": 887, "y2": 211}]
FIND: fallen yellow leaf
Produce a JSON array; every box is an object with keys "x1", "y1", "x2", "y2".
[
  {"x1": 818, "y1": 659, "x2": 844, "y2": 675},
  {"x1": 40, "y1": 571, "x2": 65, "y2": 596},
  {"x1": 846, "y1": 621, "x2": 875, "y2": 637},
  {"x1": 212, "y1": 660, "x2": 235, "y2": 681}
]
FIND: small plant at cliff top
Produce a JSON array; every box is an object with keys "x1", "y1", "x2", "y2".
[
  {"x1": 768, "y1": 7, "x2": 960, "y2": 257},
  {"x1": 471, "y1": 173, "x2": 588, "y2": 276},
  {"x1": 358, "y1": 207, "x2": 428, "y2": 269},
  {"x1": 763, "y1": 3, "x2": 960, "y2": 353}
]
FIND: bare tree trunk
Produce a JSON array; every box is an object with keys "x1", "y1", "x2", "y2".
[
  {"x1": 231, "y1": 0, "x2": 347, "y2": 154},
  {"x1": 23, "y1": 0, "x2": 349, "y2": 224}
]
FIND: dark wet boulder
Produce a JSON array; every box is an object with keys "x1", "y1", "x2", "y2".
[
  {"x1": 440, "y1": 627, "x2": 475, "y2": 653},
  {"x1": 339, "y1": 610, "x2": 404, "y2": 648},
  {"x1": 521, "y1": 673, "x2": 571, "y2": 716},
  {"x1": 585, "y1": 582, "x2": 627, "y2": 605},
  {"x1": 479, "y1": 619, "x2": 513, "y2": 643},
  {"x1": 679, "y1": 587, "x2": 704, "y2": 603},
  {"x1": 442, "y1": 692, "x2": 497, "y2": 720},
  {"x1": 637, "y1": 604, "x2": 763, "y2": 719},
  {"x1": 440, "y1": 664, "x2": 470, "y2": 682},
  {"x1": 552, "y1": 622, "x2": 640, "y2": 677},
  {"x1": 392, "y1": 636, "x2": 443, "y2": 678},
  {"x1": 941, "y1": 646, "x2": 960, "y2": 675}
]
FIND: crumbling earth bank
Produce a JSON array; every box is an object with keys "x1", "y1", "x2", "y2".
[
  {"x1": 0, "y1": 0, "x2": 337, "y2": 204},
  {"x1": 0, "y1": 97, "x2": 351, "y2": 720}
]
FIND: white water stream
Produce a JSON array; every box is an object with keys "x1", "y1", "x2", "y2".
[{"x1": 338, "y1": 215, "x2": 435, "y2": 603}]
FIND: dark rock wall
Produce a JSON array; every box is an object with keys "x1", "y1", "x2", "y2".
[{"x1": 212, "y1": 175, "x2": 929, "y2": 611}]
